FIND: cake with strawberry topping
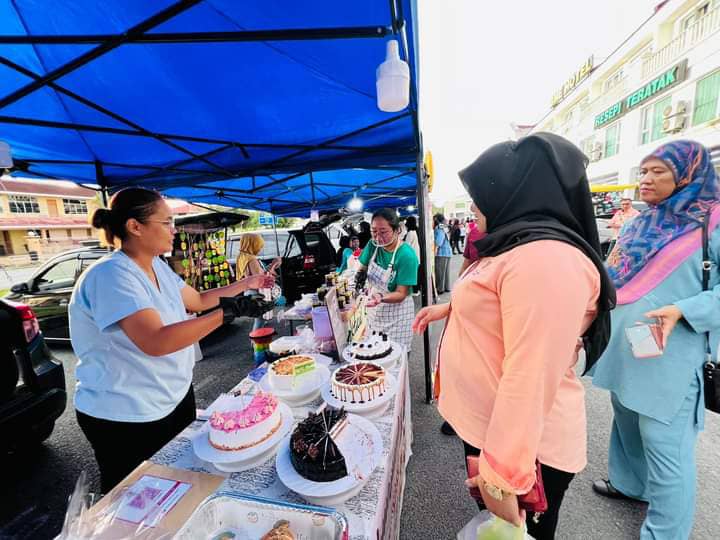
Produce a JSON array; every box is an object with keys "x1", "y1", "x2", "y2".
[{"x1": 208, "y1": 392, "x2": 281, "y2": 451}]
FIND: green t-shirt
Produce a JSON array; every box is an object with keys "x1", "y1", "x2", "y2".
[{"x1": 359, "y1": 242, "x2": 419, "y2": 292}]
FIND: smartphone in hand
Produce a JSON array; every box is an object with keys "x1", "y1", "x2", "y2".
[{"x1": 625, "y1": 323, "x2": 664, "y2": 358}]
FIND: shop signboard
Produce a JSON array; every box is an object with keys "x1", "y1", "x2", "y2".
[{"x1": 594, "y1": 59, "x2": 688, "y2": 129}]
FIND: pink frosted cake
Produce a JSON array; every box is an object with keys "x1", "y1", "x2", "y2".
[{"x1": 209, "y1": 392, "x2": 282, "y2": 451}]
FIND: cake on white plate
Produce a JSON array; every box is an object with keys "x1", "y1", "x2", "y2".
[
  {"x1": 208, "y1": 391, "x2": 282, "y2": 451},
  {"x1": 268, "y1": 355, "x2": 316, "y2": 391},
  {"x1": 348, "y1": 331, "x2": 394, "y2": 361},
  {"x1": 331, "y1": 362, "x2": 386, "y2": 404}
]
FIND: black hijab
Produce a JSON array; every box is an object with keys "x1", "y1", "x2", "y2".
[{"x1": 458, "y1": 132, "x2": 616, "y2": 373}]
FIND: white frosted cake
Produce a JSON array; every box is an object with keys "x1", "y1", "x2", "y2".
[
  {"x1": 268, "y1": 355, "x2": 316, "y2": 391},
  {"x1": 348, "y1": 331, "x2": 393, "y2": 361},
  {"x1": 331, "y1": 362, "x2": 386, "y2": 404},
  {"x1": 208, "y1": 392, "x2": 281, "y2": 451}
]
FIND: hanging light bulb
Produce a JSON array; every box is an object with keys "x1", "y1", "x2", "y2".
[
  {"x1": 376, "y1": 40, "x2": 410, "y2": 112},
  {"x1": 348, "y1": 193, "x2": 364, "y2": 212},
  {"x1": 407, "y1": 205, "x2": 416, "y2": 212}
]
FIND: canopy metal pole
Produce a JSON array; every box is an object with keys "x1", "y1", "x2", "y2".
[
  {"x1": 415, "y1": 147, "x2": 433, "y2": 403},
  {"x1": 272, "y1": 213, "x2": 280, "y2": 258},
  {"x1": 95, "y1": 160, "x2": 108, "y2": 207}
]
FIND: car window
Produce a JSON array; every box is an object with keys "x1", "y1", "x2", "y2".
[
  {"x1": 305, "y1": 233, "x2": 321, "y2": 248},
  {"x1": 260, "y1": 232, "x2": 288, "y2": 258},
  {"x1": 78, "y1": 255, "x2": 102, "y2": 276},
  {"x1": 35, "y1": 258, "x2": 78, "y2": 291},
  {"x1": 284, "y1": 235, "x2": 302, "y2": 258},
  {"x1": 227, "y1": 238, "x2": 239, "y2": 260}
]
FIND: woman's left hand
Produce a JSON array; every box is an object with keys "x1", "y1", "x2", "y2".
[
  {"x1": 465, "y1": 475, "x2": 524, "y2": 527},
  {"x1": 644, "y1": 305, "x2": 683, "y2": 348}
]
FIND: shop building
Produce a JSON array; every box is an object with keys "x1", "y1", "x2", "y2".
[
  {"x1": 535, "y1": 0, "x2": 720, "y2": 195},
  {"x1": 0, "y1": 177, "x2": 98, "y2": 256}
]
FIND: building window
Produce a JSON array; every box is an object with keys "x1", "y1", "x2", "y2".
[
  {"x1": 605, "y1": 123, "x2": 621, "y2": 158},
  {"x1": 693, "y1": 70, "x2": 720, "y2": 125},
  {"x1": 8, "y1": 195, "x2": 39, "y2": 214},
  {"x1": 604, "y1": 69, "x2": 624, "y2": 92},
  {"x1": 63, "y1": 198, "x2": 88, "y2": 214},
  {"x1": 651, "y1": 96, "x2": 672, "y2": 141},
  {"x1": 639, "y1": 107, "x2": 652, "y2": 145},
  {"x1": 580, "y1": 136, "x2": 595, "y2": 156}
]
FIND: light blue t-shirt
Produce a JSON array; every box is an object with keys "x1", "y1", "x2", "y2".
[
  {"x1": 434, "y1": 226, "x2": 452, "y2": 257},
  {"x1": 69, "y1": 250, "x2": 194, "y2": 422}
]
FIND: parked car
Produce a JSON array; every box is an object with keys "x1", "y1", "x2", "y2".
[
  {"x1": 596, "y1": 201, "x2": 648, "y2": 258},
  {"x1": 0, "y1": 298, "x2": 66, "y2": 451},
  {"x1": 4, "y1": 246, "x2": 110, "y2": 342},
  {"x1": 227, "y1": 223, "x2": 337, "y2": 303}
]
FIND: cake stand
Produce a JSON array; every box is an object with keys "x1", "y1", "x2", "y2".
[
  {"x1": 275, "y1": 414, "x2": 383, "y2": 506},
  {"x1": 320, "y1": 371, "x2": 397, "y2": 417},
  {"x1": 192, "y1": 402, "x2": 294, "y2": 467},
  {"x1": 342, "y1": 340, "x2": 404, "y2": 368},
  {"x1": 258, "y1": 364, "x2": 331, "y2": 406}
]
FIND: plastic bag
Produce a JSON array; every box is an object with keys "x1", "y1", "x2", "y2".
[
  {"x1": 457, "y1": 510, "x2": 534, "y2": 540},
  {"x1": 56, "y1": 470, "x2": 172, "y2": 539}
]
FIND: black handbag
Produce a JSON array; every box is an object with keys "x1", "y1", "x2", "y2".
[{"x1": 701, "y1": 210, "x2": 720, "y2": 414}]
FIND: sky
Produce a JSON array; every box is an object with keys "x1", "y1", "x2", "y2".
[{"x1": 419, "y1": 0, "x2": 663, "y2": 205}]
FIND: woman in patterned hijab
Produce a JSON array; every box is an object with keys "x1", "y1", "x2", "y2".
[{"x1": 592, "y1": 140, "x2": 720, "y2": 540}]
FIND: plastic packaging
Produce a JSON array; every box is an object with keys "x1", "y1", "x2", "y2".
[
  {"x1": 457, "y1": 511, "x2": 534, "y2": 540},
  {"x1": 56, "y1": 471, "x2": 172, "y2": 540}
]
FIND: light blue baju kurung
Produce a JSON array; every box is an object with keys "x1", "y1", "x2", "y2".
[{"x1": 591, "y1": 225, "x2": 720, "y2": 539}]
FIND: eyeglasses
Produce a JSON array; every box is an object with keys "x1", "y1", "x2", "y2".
[{"x1": 145, "y1": 219, "x2": 175, "y2": 229}]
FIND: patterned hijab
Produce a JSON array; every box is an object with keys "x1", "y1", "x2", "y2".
[{"x1": 607, "y1": 140, "x2": 720, "y2": 288}]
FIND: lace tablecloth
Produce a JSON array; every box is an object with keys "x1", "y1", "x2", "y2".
[{"x1": 150, "y1": 356, "x2": 413, "y2": 540}]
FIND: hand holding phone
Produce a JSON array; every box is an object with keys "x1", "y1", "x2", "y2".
[{"x1": 625, "y1": 322, "x2": 664, "y2": 358}]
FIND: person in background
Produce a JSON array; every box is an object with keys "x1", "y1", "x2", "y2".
[
  {"x1": 450, "y1": 219, "x2": 462, "y2": 254},
  {"x1": 335, "y1": 235, "x2": 350, "y2": 267},
  {"x1": 403, "y1": 216, "x2": 422, "y2": 297},
  {"x1": 413, "y1": 133, "x2": 614, "y2": 539},
  {"x1": 357, "y1": 221, "x2": 372, "y2": 249},
  {"x1": 354, "y1": 208, "x2": 419, "y2": 350},
  {"x1": 591, "y1": 141, "x2": 720, "y2": 540},
  {"x1": 434, "y1": 213, "x2": 453, "y2": 294},
  {"x1": 607, "y1": 197, "x2": 641, "y2": 254},
  {"x1": 337, "y1": 235, "x2": 358, "y2": 273},
  {"x1": 458, "y1": 218, "x2": 466, "y2": 251},
  {"x1": 71, "y1": 188, "x2": 274, "y2": 492},
  {"x1": 458, "y1": 222, "x2": 488, "y2": 276},
  {"x1": 235, "y1": 233, "x2": 272, "y2": 331}
]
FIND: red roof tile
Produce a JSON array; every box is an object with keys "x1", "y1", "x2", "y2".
[
  {"x1": 0, "y1": 178, "x2": 96, "y2": 199},
  {"x1": 0, "y1": 216, "x2": 91, "y2": 230}
]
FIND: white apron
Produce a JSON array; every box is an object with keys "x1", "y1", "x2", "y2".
[{"x1": 366, "y1": 243, "x2": 415, "y2": 350}]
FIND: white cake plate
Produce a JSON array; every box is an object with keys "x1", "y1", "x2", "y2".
[
  {"x1": 320, "y1": 371, "x2": 397, "y2": 415},
  {"x1": 192, "y1": 402, "x2": 294, "y2": 464},
  {"x1": 275, "y1": 414, "x2": 382, "y2": 506},
  {"x1": 258, "y1": 364, "x2": 331, "y2": 405},
  {"x1": 211, "y1": 439, "x2": 282, "y2": 473},
  {"x1": 342, "y1": 340, "x2": 404, "y2": 368}
]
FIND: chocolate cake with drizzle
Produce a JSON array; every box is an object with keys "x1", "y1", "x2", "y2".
[{"x1": 290, "y1": 406, "x2": 349, "y2": 482}]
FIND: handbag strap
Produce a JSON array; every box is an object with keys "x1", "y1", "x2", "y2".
[{"x1": 702, "y1": 209, "x2": 714, "y2": 362}]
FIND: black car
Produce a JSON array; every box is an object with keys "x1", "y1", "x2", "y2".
[
  {"x1": 0, "y1": 298, "x2": 66, "y2": 452},
  {"x1": 227, "y1": 222, "x2": 337, "y2": 303},
  {"x1": 5, "y1": 246, "x2": 110, "y2": 342}
]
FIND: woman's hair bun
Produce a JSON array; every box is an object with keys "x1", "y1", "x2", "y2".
[{"x1": 91, "y1": 208, "x2": 113, "y2": 229}]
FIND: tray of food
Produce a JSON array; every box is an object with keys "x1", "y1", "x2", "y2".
[{"x1": 174, "y1": 491, "x2": 349, "y2": 540}]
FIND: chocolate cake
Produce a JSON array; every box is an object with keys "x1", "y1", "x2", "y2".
[{"x1": 290, "y1": 407, "x2": 349, "y2": 482}]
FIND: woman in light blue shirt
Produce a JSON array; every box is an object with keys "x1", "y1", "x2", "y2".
[
  {"x1": 591, "y1": 141, "x2": 720, "y2": 539},
  {"x1": 70, "y1": 188, "x2": 274, "y2": 492}
]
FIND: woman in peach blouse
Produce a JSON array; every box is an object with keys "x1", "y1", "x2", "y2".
[{"x1": 413, "y1": 133, "x2": 615, "y2": 539}]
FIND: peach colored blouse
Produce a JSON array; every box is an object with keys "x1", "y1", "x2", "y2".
[{"x1": 437, "y1": 240, "x2": 599, "y2": 494}]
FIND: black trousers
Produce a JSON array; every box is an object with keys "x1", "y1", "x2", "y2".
[
  {"x1": 463, "y1": 442, "x2": 574, "y2": 540},
  {"x1": 77, "y1": 385, "x2": 196, "y2": 493}
]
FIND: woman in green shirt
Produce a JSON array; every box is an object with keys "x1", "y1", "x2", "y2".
[{"x1": 356, "y1": 208, "x2": 419, "y2": 350}]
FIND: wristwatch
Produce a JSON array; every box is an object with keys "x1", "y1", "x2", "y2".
[{"x1": 484, "y1": 482, "x2": 506, "y2": 501}]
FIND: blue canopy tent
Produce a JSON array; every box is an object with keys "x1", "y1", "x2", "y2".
[{"x1": 0, "y1": 0, "x2": 433, "y2": 400}]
